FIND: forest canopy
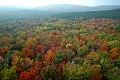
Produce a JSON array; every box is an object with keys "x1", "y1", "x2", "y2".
[{"x1": 0, "y1": 17, "x2": 120, "y2": 80}]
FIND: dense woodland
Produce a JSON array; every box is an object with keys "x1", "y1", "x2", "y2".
[
  {"x1": 0, "y1": 17, "x2": 120, "y2": 80},
  {"x1": 0, "y1": 9, "x2": 120, "y2": 21},
  {"x1": 54, "y1": 9, "x2": 120, "y2": 19}
]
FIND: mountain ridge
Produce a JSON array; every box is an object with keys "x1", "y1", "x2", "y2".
[
  {"x1": 0, "y1": 4, "x2": 120, "y2": 20},
  {"x1": 0, "y1": 4, "x2": 120, "y2": 12},
  {"x1": 34, "y1": 4, "x2": 120, "y2": 12}
]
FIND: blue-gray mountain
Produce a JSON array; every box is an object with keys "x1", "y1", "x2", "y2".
[
  {"x1": 0, "y1": 4, "x2": 120, "y2": 20},
  {"x1": 0, "y1": 4, "x2": 120, "y2": 12},
  {"x1": 34, "y1": 4, "x2": 120, "y2": 12}
]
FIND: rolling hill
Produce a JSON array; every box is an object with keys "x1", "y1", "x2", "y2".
[
  {"x1": 0, "y1": 4, "x2": 120, "y2": 20},
  {"x1": 34, "y1": 4, "x2": 120, "y2": 12},
  {"x1": 54, "y1": 9, "x2": 120, "y2": 19}
]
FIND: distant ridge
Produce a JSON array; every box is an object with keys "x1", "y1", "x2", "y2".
[
  {"x1": 34, "y1": 4, "x2": 120, "y2": 12},
  {"x1": 0, "y1": 4, "x2": 120, "y2": 12},
  {"x1": 0, "y1": 4, "x2": 120, "y2": 20},
  {"x1": 34, "y1": 4, "x2": 90, "y2": 12},
  {"x1": 54, "y1": 9, "x2": 120, "y2": 19}
]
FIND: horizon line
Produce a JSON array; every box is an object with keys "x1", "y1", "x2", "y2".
[{"x1": 0, "y1": 3, "x2": 120, "y2": 8}]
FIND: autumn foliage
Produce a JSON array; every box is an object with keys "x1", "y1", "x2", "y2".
[{"x1": 0, "y1": 18, "x2": 120, "y2": 80}]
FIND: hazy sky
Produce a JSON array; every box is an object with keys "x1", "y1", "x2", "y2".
[{"x1": 0, "y1": 0, "x2": 120, "y2": 7}]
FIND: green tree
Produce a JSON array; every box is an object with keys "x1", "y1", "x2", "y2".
[
  {"x1": 63, "y1": 62, "x2": 92, "y2": 80},
  {"x1": 114, "y1": 25, "x2": 120, "y2": 32},
  {"x1": 34, "y1": 54, "x2": 42, "y2": 61},
  {"x1": 77, "y1": 45, "x2": 89, "y2": 57},
  {"x1": 107, "y1": 40, "x2": 120, "y2": 49},
  {"x1": 54, "y1": 50, "x2": 67, "y2": 63},
  {"x1": 105, "y1": 67, "x2": 120, "y2": 80},
  {"x1": 66, "y1": 49, "x2": 75, "y2": 58},
  {"x1": 0, "y1": 67, "x2": 17, "y2": 80}
]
